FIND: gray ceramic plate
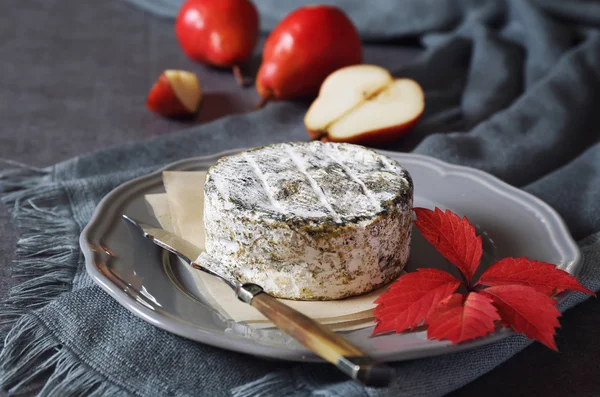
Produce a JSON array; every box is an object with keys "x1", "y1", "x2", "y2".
[{"x1": 81, "y1": 149, "x2": 581, "y2": 362}]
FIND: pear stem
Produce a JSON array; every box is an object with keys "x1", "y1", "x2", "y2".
[
  {"x1": 232, "y1": 65, "x2": 248, "y2": 87},
  {"x1": 255, "y1": 95, "x2": 270, "y2": 109}
]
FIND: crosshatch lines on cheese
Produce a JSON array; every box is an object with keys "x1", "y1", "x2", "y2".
[
  {"x1": 207, "y1": 141, "x2": 411, "y2": 222},
  {"x1": 379, "y1": 155, "x2": 396, "y2": 172},
  {"x1": 283, "y1": 144, "x2": 342, "y2": 223},
  {"x1": 320, "y1": 144, "x2": 381, "y2": 212},
  {"x1": 241, "y1": 152, "x2": 284, "y2": 212}
]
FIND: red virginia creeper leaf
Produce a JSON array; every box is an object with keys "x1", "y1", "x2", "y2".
[
  {"x1": 413, "y1": 207, "x2": 482, "y2": 285},
  {"x1": 427, "y1": 292, "x2": 500, "y2": 344},
  {"x1": 481, "y1": 285, "x2": 561, "y2": 351},
  {"x1": 477, "y1": 257, "x2": 594, "y2": 296},
  {"x1": 372, "y1": 268, "x2": 461, "y2": 336}
]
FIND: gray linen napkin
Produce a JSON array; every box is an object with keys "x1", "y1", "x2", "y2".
[{"x1": 2, "y1": 0, "x2": 600, "y2": 396}]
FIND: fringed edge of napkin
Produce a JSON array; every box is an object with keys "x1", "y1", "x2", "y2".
[
  {"x1": 0, "y1": 163, "x2": 125, "y2": 396},
  {"x1": 0, "y1": 163, "x2": 76, "y2": 325},
  {"x1": 0, "y1": 315, "x2": 125, "y2": 396}
]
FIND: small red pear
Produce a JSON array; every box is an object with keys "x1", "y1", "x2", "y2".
[
  {"x1": 175, "y1": 0, "x2": 259, "y2": 85},
  {"x1": 256, "y1": 5, "x2": 362, "y2": 106}
]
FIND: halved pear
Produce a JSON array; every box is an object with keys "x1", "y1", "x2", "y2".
[{"x1": 305, "y1": 65, "x2": 424, "y2": 145}]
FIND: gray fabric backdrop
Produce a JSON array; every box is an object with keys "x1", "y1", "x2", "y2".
[{"x1": 1, "y1": 0, "x2": 600, "y2": 396}]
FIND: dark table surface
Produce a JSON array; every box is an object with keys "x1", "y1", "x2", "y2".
[{"x1": 2, "y1": 1, "x2": 599, "y2": 396}]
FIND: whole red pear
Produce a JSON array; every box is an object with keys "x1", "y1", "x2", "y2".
[
  {"x1": 175, "y1": 0, "x2": 259, "y2": 84},
  {"x1": 256, "y1": 5, "x2": 362, "y2": 105}
]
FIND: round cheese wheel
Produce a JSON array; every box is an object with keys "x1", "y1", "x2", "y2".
[{"x1": 204, "y1": 141, "x2": 413, "y2": 300}]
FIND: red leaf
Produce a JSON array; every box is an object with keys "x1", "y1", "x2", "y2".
[
  {"x1": 481, "y1": 285, "x2": 561, "y2": 351},
  {"x1": 427, "y1": 292, "x2": 500, "y2": 344},
  {"x1": 372, "y1": 268, "x2": 462, "y2": 336},
  {"x1": 478, "y1": 257, "x2": 594, "y2": 296},
  {"x1": 414, "y1": 208, "x2": 482, "y2": 285}
]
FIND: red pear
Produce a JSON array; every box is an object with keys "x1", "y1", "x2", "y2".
[
  {"x1": 256, "y1": 5, "x2": 362, "y2": 106},
  {"x1": 175, "y1": 0, "x2": 259, "y2": 85}
]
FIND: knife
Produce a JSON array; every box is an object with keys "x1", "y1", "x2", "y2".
[{"x1": 122, "y1": 215, "x2": 391, "y2": 387}]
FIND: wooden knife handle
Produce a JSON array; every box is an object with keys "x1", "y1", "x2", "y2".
[{"x1": 246, "y1": 288, "x2": 391, "y2": 387}]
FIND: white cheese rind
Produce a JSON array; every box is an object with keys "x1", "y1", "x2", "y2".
[{"x1": 204, "y1": 141, "x2": 413, "y2": 300}]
